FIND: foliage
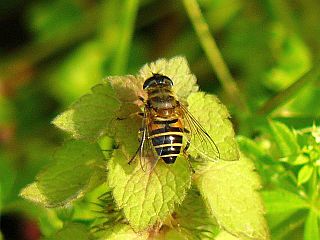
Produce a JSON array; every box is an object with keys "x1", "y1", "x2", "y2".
[
  {"x1": 239, "y1": 121, "x2": 320, "y2": 239},
  {"x1": 1, "y1": 0, "x2": 320, "y2": 239},
  {"x1": 20, "y1": 57, "x2": 269, "y2": 239}
]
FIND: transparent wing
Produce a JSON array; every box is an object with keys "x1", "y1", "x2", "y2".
[
  {"x1": 130, "y1": 108, "x2": 159, "y2": 172},
  {"x1": 179, "y1": 103, "x2": 221, "y2": 162}
]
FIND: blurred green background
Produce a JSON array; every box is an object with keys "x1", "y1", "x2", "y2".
[{"x1": 1, "y1": 0, "x2": 320, "y2": 239}]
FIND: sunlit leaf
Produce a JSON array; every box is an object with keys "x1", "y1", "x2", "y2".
[
  {"x1": 292, "y1": 154, "x2": 310, "y2": 165},
  {"x1": 297, "y1": 164, "x2": 314, "y2": 186},
  {"x1": 108, "y1": 150, "x2": 191, "y2": 231},
  {"x1": 187, "y1": 92, "x2": 239, "y2": 161},
  {"x1": 174, "y1": 188, "x2": 218, "y2": 239},
  {"x1": 20, "y1": 141, "x2": 106, "y2": 207},
  {"x1": 52, "y1": 83, "x2": 120, "y2": 141},
  {"x1": 196, "y1": 154, "x2": 269, "y2": 240},
  {"x1": 215, "y1": 231, "x2": 241, "y2": 240}
]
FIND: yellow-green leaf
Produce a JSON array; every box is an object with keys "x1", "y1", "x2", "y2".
[
  {"x1": 187, "y1": 92, "x2": 239, "y2": 161},
  {"x1": 297, "y1": 164, "x2": 314, "y2": 186},
  {"x1": 52, "y1": 83, "x2": 120, "y2": 141},
  {"x1": 108, "y1": 150, "x2": 191, "y2": 231},
  {"x1": 20, "y1": 141, "x2": 106, "y2": 207},
  {"x1": 196, "y1": 154, "x2": 270, "y2": 240}
]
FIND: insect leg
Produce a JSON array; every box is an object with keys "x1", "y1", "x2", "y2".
[
  {"x1": 183, "y1": 142, "x2": 195, "y2": 173},
  {"x1": 128, "y1": 142, "x2": 142, "y2": 165},
  {"x1": 128, "y1": 129, "x2": 145, "y2": 165},
  {"x1": 183, "y1": 128, "x2": 190, "y2": 134},
  {"x1": 117, "y1": 112, "x2": 144, "y2": 120}
]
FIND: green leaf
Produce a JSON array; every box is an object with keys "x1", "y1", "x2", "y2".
[
  {"x1": 106, "y1": 56, "x2": 240, "y2": 232},
  {"x1": 45, "y1": 223, "x2": 90, "y2": 240},
  {"x1": 269, "y1": 120, "x2": 300, "y2": 159},
  {"x1": 52, "y1": 82, "x2": 120, "y2": 141},
  {"x1": 292, "y1": 154, "x2": 310, "y2": 165},
  {"x1": 196, "y1": 153, "x2": 270, "y2": 240},
  {"x1": 161, "y1": 229, "x2": 187, "y2": 240},
  {"x1": 20, "y1": 183, "x2": 51, "y2": 207},
  {"x1": 297, "y1": 164, "x2": 314, "y2": 186},
  {"x1": 108, "y1": 150, "x2": 191, "y2": 231},
  {"x1": 237, "y1": 135, "x2": 274, "y2": 164},
  {"x1": 174, "y1": 188, "x2": 218, "y2": 239},
  {"x1": 94, "y1": 223, "x2": 148, "y2": 240},
  {"x1": 304, "y1": 210, "x2": 320, "y2": 240},
  {"x1": 215, "y1": 231, "x2": 241, "y2": 240},
  {"x1": 138, "y1": 56, "x2": 199, "y2": 102},
  {"x1": 20, "y1": 140, "x2": 106, "y2": 207},
  {"x1": 262, "y1": 189, "x2": 309, "y2": 214},
  {"x1": 187, "y1": 92, "x2": 239, "y2": 161},
  {"x1": 105, "y1": 75, "x2": 144, "y2": 103}
]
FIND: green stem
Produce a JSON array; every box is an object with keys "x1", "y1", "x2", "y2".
[
  {"x1": 111, "y1": 0, "x2": 140, "y2": 75},
  {"x1": 257, "y1": 62, "x2": 320, "y2": 115},
  {"x1": 182, "y1": 0, "x2": 250, "y2": 115}
]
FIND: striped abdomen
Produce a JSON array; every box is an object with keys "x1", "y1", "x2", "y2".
[{"x1": 150, "y1": 119, "x2": 183, "y2": 164}]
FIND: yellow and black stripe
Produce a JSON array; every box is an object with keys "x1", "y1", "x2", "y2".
[{"x1": 150, "y1": 120, "x2": 183, "y2": 164}]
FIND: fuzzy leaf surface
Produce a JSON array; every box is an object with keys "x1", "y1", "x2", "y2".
[
  {"x1": 20, "y1": 141, "x2": 106, "y2": 207},
  {"x1": 187, "y1": 92, "x2": 239, "y2": 161},
  {"x1": 52, "y1": 82, "x2": 120, "y2": 141},
  {"x1": 174, "y1": 188, "x2": 218, "y2": 239},
  {"x1": 108, "y1": 150, "x2": 191, "y2": 231},
  {"x1": 215, "y1": 231, "x2": 242, "y2": 240},
  {"x1": 196, "y1": 154, "x2": 269, "y2": 240},
  {"x1": 105, "y1": 75, "x2": 145, "y2": 103}
]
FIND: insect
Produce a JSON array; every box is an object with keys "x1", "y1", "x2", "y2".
[{"x1": 129, "y1": 73, "x2": 220, "y2": 171}]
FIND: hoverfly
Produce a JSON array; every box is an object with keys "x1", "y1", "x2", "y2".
[{"x1": 129, "y1": 73, "x2": 220, "y2": 171}]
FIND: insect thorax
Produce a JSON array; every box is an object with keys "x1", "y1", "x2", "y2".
[{"x1": 146, "y1": 87, "x2": 178, "y2": 113}]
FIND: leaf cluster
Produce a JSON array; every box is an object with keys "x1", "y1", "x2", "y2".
[
  {"x1": 20, "y1": 57, "x2": 269, "y2": 239},
  {"x1": 239, "y1": 121, "x2": 320, "y2": 239}
]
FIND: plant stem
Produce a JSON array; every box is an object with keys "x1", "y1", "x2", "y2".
[
  {"x1": 257, "y1": 62, "x2": 320, "y2": 115},
  {"x1": 182, "y1": 0, "x2": 250, "y2": 115},
  {"x1": 111, "y1": 0, "x2": 140, "y2": 75}
]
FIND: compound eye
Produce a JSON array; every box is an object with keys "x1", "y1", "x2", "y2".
[
  {"x1": 165, "y1": 78, "x2": 173, "y2": 86},
  {"x1": 143, "y1": 79, "x2": 156, "y2": 89}
]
